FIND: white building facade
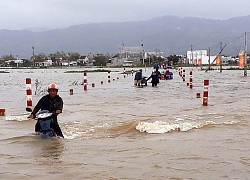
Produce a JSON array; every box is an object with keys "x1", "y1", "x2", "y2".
[{"x1": 187, "y1": 50, "x2": 217, "y2": 65}]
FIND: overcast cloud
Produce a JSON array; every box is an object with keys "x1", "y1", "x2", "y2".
[{"x1": 1, "y1": 0, "x2": 250, "y2": 30}]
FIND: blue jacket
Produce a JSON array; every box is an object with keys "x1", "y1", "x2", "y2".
[{"x1": 134, "y1": 71, "x2": 142, "y2": 80}]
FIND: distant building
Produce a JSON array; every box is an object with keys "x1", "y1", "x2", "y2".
[
  {"x1": 4, "y1": 59, "x2": 24, "y2": 67},
  {"x1": 47, "y1": 59, "x2": 53, "y2": 66},
  {"x1": 77, "y1": 55, "x2": 89, "y2": 64},
  {"x1": 60, "y1": 61, "x2": 69, "y2": 66},
  {"x1": 69, "y1": 61, "x2": 77, "y2": 66},
  {"x1": 5, "y1": 59, "x2": 24, "y2": 64},
  {"x1": 221, "y1": 56, "x2": 233, "y2": 65},
  {"x1": 109, "y1": 44, "x2": 145, "y2": 66},
  {"x1": 187, "y1": 50, "x2": 217, "y2": 65},
  {"x1": 34, "y1": 59, "x2": 52, "y2": 67},
  {"x1": 147, "y1": 50, "x2": 164, "y2": 57}
]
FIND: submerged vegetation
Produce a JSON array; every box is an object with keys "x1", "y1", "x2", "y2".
[
  {"x1": 64, "y1": 69, "x2": 117, "y2": 73},
  {"x1": 0, "y1": 71, "x2": 10, "y2": 73}
]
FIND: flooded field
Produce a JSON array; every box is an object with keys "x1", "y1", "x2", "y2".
[{"x1": 0, "y1": 67, "x2": 249, "y2": 179}]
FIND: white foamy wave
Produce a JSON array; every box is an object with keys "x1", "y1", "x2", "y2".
[
  {"x1": 63, "y1": 126, "x2": 86, "y2": 140},
  {"x1": 135, "y1": 120, "x2": 238, "y2": 134},
  {"x1": 63, "y1": 122, "x2": 96, "y2": 140},
  {"x1": 5, "y1": 115, "x2": 30, "y2": 121},
  {"x1": 64, "y1": 131, "x2": 84, "y2": 140}
]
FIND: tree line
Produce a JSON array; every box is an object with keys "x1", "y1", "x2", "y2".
[{"x1": 0, "y1": 51, "x2": 180, "y2": 67}]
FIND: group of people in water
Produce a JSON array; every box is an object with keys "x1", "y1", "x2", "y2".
[
  {"x1": 134, "y1": 64, "x2": 173, "y2": 87},
  {"x1": 27, "y1": 65, "x2": 172, "y2": 138}
]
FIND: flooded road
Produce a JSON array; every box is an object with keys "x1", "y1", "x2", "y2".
[{"x1": 0, "y1": 67, "x2": 249, "y2": 179}]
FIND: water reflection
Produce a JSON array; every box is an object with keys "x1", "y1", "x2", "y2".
[{"x1": 33, "y1": 138, "x2": 65, "y2": 161}]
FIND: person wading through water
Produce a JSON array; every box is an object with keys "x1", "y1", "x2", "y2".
[
  {"x1": 134, "y1": 69, "x2": 143, "y2": 86},
  {"x1": 147, "y1": 67, "x2": 161, "y2": 87}
]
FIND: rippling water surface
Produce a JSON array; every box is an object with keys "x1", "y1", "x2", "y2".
[{"x1": 0, "y1": 67, "x2": 249, "y2": 179}]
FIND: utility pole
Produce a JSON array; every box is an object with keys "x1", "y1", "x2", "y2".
[
  {"x1": 32, "y1": 46, "x2": 35, "y2": 68},
  {"x1": 142, "y1": 44, "x2": 145, "y2": 65},
  {"x1": 196, "y1": 52, "x2": 198, "y2": 66},
  {"x1": 205, "y1": 44, "x2": 227, "y2": 72},
  {"x1": 220, "y1": 42, "x2": 222, "y2": 73},
  {"x1": 244, "y1": 32, "x2": 247, "y2": 76},
  {"x1": 208, "y1": 47, "x2": 211, "y2": 70},
  {"x1": 148, "y1": 54, "x2": 151, "y2": 66},
  {"x1": 142, "y1": 50, "x2": 145, "y2": 65},
  {"x1": 191, "y1": 44, "x2": 193, "y2": 64},
  {"x1": 16, "y1": 55, "x2": 19, "y2": 68}
]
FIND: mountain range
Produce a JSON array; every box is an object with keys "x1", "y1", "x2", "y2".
[{"x1": 1, "y1": 15, "x2": 250, "y2": 58}]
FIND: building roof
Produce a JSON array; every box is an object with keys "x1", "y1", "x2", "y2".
[
  {"x1": 120, "y1": 46, "x2": 144, "y2": 53},
  {"x1": 79, "y1": 55, "x2": 88, "y2": 59}
]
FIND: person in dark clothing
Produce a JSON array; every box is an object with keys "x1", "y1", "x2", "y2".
[
  {"x1": 134, "y1": 69, "x2": 143, "y2": 86},
  {"x1": 147, "y1": 68, "x2": 161, "y2": 87},
  {"x1": 28, "y1": 83, "x2": 64, "y2": 138}
]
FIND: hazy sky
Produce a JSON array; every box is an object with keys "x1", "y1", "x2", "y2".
[{"x1": 1, "y1": 0, "x2": 250, "y2": 30}]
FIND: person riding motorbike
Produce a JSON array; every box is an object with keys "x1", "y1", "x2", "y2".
[{"x1": 28, "y1": 83, "x2": 64, "y2": 138}]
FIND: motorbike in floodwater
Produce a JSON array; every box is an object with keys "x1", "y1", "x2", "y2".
[
  {"x1": 26, "y1": 108, "x2": 57, "y2": 138},
  {"x1": 141, "y1": 76, "x2": 148, "y2": 86}
]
